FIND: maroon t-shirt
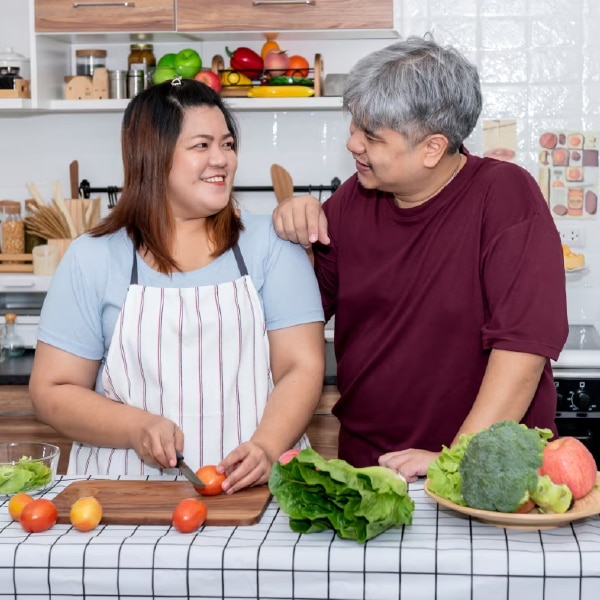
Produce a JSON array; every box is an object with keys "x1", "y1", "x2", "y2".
[{"x1": 316, "y1": 151, "x2": 568, "y2": 467}]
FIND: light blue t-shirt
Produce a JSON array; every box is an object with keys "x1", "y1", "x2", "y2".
[{"x1": 38, "y1": 210, "x2": 324, "y2": 371}]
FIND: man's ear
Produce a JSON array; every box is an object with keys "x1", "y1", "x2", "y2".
[{"x1": 422, "y1": 134, "x2": 450, "y2": 168}]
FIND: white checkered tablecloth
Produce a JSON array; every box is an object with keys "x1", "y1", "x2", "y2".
[{"x1": 2, "y1": 475, "x2": 600, "y2": 600}]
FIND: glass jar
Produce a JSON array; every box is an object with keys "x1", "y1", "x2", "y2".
[
  {"x1": 76, "y1": 49, "x2": 107, "y2": 77},
  {"x1": 128, "y1": 43, "x2": 156, "y2": 89},
  {"x1": 1, "y1": 204, "x2": 24, "y2": 255},
  {"x1": 0, "y1": 312, "x2": 25, "y2": 359}
]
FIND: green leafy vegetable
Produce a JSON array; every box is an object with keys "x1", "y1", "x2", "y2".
[
  {"x1": 426, "y1": 432, "x2": 475, "y2": 506},
  {"x1": 268, "y1": 448, "x2": 414, "y2": 543},
  {"x1": 0, "y1": 456, "x2": 53, "y2": 495},
  {"x1": 427, "y1": 420, "x2": 572, "y2": 514}
]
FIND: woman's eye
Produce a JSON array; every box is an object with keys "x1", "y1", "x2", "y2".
[{"x1": 223, "y1": 141, "x2": 234, "y2": 149}]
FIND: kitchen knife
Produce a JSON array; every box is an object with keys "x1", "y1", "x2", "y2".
[{"x1": 175, "y1": 450, "x2": 205, "y2": 488}]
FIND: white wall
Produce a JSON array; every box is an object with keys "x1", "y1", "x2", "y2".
[{"x1": 2, "y1": 0, "x2": 600, "y2": 316}]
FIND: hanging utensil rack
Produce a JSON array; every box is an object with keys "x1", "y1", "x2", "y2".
[{"x1": 78, "y1": 177, "x2": 342, "y2": 208}]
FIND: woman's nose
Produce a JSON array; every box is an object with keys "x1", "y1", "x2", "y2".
[{"x1": 346, "y1": 131, "x2": 364, "y2": 155}]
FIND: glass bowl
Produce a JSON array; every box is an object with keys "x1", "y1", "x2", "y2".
[{"x1": 0, "y1": 442, "x2": 60, "y2": 497}]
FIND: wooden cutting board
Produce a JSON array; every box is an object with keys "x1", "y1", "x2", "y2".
[{"x1": 53, "y1": 480, "x2": 272, "y2": 526}]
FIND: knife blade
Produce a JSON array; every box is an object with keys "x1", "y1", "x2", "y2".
[{"x1": 175, "y1": 450, "x2": 205, "y2": 488}]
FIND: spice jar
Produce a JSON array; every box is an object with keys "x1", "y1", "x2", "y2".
[
  {"x1": 76, "y1": 49, "x2": 107, "y2": 76},
  {"x1": 0, "y1": 313, "x2": 26, "y2": 359},
  {"x1": 1, "y1": 204, "x2": 24, "y2": 255},
  {"x1": 128, "y1": 43, "x2": 156, "y2": 89}
]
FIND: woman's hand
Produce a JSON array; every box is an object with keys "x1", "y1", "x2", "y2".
[
  {"x1": 378, "y1": 448, "x2": 440, "y2": 483},
  {"x1": 128, "y1": 412, "x2": 184, "y2": 470},
  {"x1": 218, "y1": 441, "x2": 272, "y2": 494}
]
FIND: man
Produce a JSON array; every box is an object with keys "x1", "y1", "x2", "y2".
[{"x1": 273, "y1": 35, "x2": 568, "y2": 481}]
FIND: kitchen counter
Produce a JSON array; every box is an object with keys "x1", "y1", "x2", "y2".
[
  {"x1": 0, "y1": 349, "x2": 34, "y2": 385},
  {"x1": 1, "y1": 474, "x2": 600, "y2": 599}
]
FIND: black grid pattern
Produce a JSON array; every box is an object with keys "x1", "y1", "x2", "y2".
[{"x1": 1, "y1": 475, "x2": 600, "y2": 599}]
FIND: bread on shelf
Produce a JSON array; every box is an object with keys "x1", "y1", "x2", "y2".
[{"x1": 562, "y1": 243, "x2": 585, "y2": 270}]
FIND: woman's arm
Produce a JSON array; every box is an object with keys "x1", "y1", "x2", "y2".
[
  {"x1": 29, "y1": 342, "x2": 184, "y2": 469},
  {"x1": 219, "y1": 321, "x2": 325, "y2": 492}
]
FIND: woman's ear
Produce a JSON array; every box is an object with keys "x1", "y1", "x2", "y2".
[{"x1": 422, "y1": 134, "x2": 450, "y2": 168}]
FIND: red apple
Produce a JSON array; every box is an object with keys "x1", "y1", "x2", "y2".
[
  {"x1": 539, "y1": 436, "x2": 598, "y2": 499},
  {"x1": 194, "y1": 70, "x2": 222, "y2": 93},
  {"x1": 264, "y1": 50, "x2": 290, "y2": 77}
]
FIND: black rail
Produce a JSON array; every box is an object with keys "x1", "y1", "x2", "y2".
[{"x1": 78, "y1": 177, "x2": 342, "y2": 208}]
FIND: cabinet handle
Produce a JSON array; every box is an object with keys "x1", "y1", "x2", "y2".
[
  {"x1": 72, "y1": 2, "x2": 136, "y2": 7},
  {"x1": 252, "y1": 0, "x2": 315, "y2": 5}
]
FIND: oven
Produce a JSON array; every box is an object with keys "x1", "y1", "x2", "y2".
[
  {"x1": 553, "y1": 323, "x2": 600, "y2": 463},
  {"x1": 0, "y1": 274, "x2": 50, "y2": 349}
]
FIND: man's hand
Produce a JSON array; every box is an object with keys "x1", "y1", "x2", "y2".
[
  {"x1": 378, "y1": 448, "x2": 441, "y2": 483},
  {"x1": 273, "y1": 194, "x2": 330, "y2": 248}
]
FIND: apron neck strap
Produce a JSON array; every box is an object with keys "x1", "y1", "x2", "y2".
[{"x1": 130, "y1": 243, "x2": 248, "y2": 284}]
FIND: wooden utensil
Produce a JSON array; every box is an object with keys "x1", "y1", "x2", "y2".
[
  {"x1": 270, "y1": 164, "x2": 294, "y2": 204},
  {"x1": 53, "y1": 479, "x2": 272, "y2": 526},
  {"x1": 69, "y1": 160, "x2": 79, "y2": 199}
]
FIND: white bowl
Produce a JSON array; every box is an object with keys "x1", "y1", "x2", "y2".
[{"x1": 0, "y1": 442, "x2": 60, "y2": 497}]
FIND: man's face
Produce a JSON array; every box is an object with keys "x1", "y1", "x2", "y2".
[{"x1": 346, "y1": 122, "x2": 426, "y2": 197}]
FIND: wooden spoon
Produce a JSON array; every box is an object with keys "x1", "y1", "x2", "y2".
[{"x1": 270, "y1": 164, "x2": 294, "y2": 204}]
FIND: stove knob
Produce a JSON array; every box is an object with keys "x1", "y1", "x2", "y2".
[
  {"x1": 556, "y1": 391, "x2": 566, "y2": 410},
  {"x1": 574, "y1": 390, "x2": 592, "y2": 411}
]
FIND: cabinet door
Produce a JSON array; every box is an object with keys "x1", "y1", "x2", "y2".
[
  {"x1": 35, "y1": 0, "x2": 175, "y2": 33},
  {"x1": 177, "y1": 0, "x2": 393, "y2": 32}
]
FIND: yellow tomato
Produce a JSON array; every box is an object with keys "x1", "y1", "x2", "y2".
[
  {"x1": 220, "y1": 70, "x2": 253, "y2": 86},
  {"x1": 8, "y1": 492, "x2": 33, "y2": 521},
  {"x1": 70, "y1": 496, "x2": 103, "y2": 532}
]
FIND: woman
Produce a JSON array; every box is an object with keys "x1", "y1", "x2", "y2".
[{"x1": 29, "y1": 77, "x2": 325, "y2": 494}]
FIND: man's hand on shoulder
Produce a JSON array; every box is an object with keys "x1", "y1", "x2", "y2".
[{"x1": 273, "y1": 195, "x2": 330, "y2": 248}]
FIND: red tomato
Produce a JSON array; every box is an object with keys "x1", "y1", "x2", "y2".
[
  {"x1": 8, "y1": 492, "x2": 33, "y2": 521},
  {"x1": 194, "y1": 465, "x2": 226, "y2": 496},
  {"x1": 19, "y1": 498, "x2": 58, "y2": 533},
  {"x1": 172, "y1": 498, "x2": 207, "y2": 533}
]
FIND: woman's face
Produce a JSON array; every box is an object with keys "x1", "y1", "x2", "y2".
[{"x1": 167, "y1": 105, "x2": 237, "y2": 220}]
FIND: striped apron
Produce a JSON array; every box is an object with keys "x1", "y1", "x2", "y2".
[{"x1": 68, "y1": 244, "x2": 284, "y2": 475}]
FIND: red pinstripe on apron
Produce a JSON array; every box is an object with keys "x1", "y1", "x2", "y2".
[{"x1": 68, "y1": 244, "x2": 308, "y2": 475}]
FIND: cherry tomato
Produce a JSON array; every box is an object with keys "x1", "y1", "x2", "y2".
[
  {"x1": 8, "y1": 492, "x2": 33, "y2": 521},
  {"x1": 70, "y1": 496, "x2": 103, "y2": 532},
  {"x1": 194, "y1": 465, "x2": 226, "y2": 496},
  {"x1": 19, "y1": 498, "x2": 58, "y2": 533},
  {"x1": 285, "y1": 55, "x2": 310, "y2": 78},
  {"x1": 172, "y1": 498, "x2": 207, "y2": 533},
  {"x1": 278, "y1": 449, "x2": 300, "y2": 464}
]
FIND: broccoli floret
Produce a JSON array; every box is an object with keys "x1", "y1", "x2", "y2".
[
  {"x1": 459, "y1": 420, "x2": 562, "y2": 513},
  {"x1": 530, "y1": 474, "x2": 573, "y2": 514}
]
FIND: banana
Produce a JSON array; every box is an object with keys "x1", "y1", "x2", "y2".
[{"x1": 247, "y1": 85, "x2": 315, "y2": 98}]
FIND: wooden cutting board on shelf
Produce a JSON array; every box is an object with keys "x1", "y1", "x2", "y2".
[{"x1": 53, "y1": 479, "x2": 272, "y2": 526}]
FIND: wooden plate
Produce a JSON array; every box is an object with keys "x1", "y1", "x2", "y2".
[{"x1": 424, "y1": 473, "x2": 600, "y2": 530}]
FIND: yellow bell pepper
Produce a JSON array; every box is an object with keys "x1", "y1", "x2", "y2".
[
  {"x1": 220, "y1": 70, "x2": 253, "y2": 87},
  {"x1": 247, "y1": 85, "x2": 315, "y2": 98}
]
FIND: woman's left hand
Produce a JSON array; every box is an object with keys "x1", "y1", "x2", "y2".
[
  {"x1": 378, "y1": 448, "x2": 440, "y2": 483},
  {"x1": 218, "y1": 441, "x2": 272, "y2": 494}
]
